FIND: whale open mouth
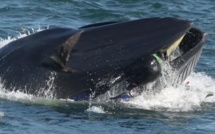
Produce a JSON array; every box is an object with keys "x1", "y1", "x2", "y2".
[
  {"x1": 106, "y1": 27, "x2": 207, "y2": 101},
  {"x1": 71, "y1": 18, "x2": 207, "y2": 101}
]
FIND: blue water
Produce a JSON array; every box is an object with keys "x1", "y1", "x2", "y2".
[{"x1": 1, "y1": 0, "x2": 215, "y2": 133}]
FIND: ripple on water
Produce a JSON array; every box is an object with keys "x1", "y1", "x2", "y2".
[{"x1": 152, "y1": 3, "x2": 162, "y2": 9}]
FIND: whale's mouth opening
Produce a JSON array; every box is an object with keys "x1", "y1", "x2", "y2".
[
  {"x1": 95, "y1": 27, "x2": 207, "y2": 102},
  {"x1": 158, "y1": 28, "x2": 205, "y2": 63},
  {"x1": 178, "y1": 28, "x2": 204, "y2": 54},
  {"x1": 71, "y1": 27, "x2": 207, "y2": 102}
]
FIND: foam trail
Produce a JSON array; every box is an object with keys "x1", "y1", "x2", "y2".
[
  {"x1": 123, "y1": 72, "x2": 215, "y2": 112},
  {"x1": 0, "y1": 86, "x2": 67, "y2": 107},
  {"x1": 86, "y1": 106, "x2": 106, "y2": 114}
]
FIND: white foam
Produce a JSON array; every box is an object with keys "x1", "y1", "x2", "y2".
[
  {"x1": 123, "y1": 72, "x2": 215, "y2": 112},
  {"x1": 86, "y1": 106, "x2": 106, "y2": 114},
  {"x1": 0, "y1": 27, "x2": 44, "y2": 49},
  {"x1": 0, "y1": 111, "x2": 4, "y2": 118},
  {"x1": 0, "y1": 87, "x2": 66, "y2": 106}
]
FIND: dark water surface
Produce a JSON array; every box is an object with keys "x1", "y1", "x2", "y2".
[{"x1": 1, "y1": 0, "x2": 215, "y2": 133}]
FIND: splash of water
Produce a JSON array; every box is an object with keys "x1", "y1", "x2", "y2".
[
  {"x1": 122, "y1": 72, "x2": 215, "y2": 112},
  {"x1": 86, "y1": 106, "x2": 106, "y2": 114},
  {"x1": 0, "y1": 27, "x2": 45, "y2": 49},
  {"x1": 37, "y1": 72, "x2": 57, "y2": 99}
]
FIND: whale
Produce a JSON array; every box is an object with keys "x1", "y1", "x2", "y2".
[{"x1": 0, "y1": 17, "x2": 207, "y2": 101}]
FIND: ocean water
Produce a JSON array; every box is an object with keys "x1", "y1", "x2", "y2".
[{"x1": 0, "y1": 0, "x2": 215, "y2": 134}]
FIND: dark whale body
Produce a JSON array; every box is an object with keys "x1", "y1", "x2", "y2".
[{"x1": 0, "y1": 17, "x2": 207, "y2": 100}]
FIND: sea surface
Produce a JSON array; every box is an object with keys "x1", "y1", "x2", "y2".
[{"x1": 0, "y1": 0, "x2": 215, "y2": 134}]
